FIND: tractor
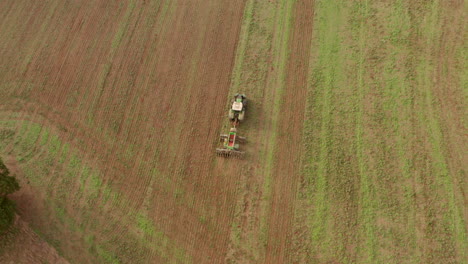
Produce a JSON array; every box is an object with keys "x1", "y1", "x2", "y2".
[
  {"x1": 228, "y1": 93, "x2": 247, "y2": 125},
  {"x1": 216, "y1": 127, "x2": 246, "y2": 158}
]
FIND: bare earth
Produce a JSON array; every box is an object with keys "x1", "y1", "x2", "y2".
[{"x1": 0, "y1": 216, "x2": 67, "y2": 264}]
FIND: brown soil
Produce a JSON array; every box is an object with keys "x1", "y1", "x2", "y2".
[
  {"x1": 0, "y1": 157, "x2": 66, "y2": 264},
  {"x1": 1, "y1": 0, "x2": 247, "y2": 263},
  {"x1": 263, "y1": 1, "x2": 315, "y2": 263}
]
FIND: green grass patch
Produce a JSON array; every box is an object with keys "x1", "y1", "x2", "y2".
[
  {"x1": 15, "y1": 122, "x2": 42, "y2": 162},
  {"x1": 137, "y1": 213, "x2": 155, "y2": 237},
  {"x1": 96, "y1": 245, "x2": 121, "y2": 264}
]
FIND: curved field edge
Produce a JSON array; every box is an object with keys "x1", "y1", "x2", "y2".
[
  {"x1": 0, "y1": 215, "x2": 67, "y2": 263},
  {"x1": 0, "y1": 113, "x2": 189, "y2": 263},
  {"x1": 296, "y1": 0, "x2": 467, "y2": 263}
]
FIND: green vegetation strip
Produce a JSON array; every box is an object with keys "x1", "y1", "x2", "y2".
[
  {"x1": 224, "y1": 0, "x2": 296, "y2": 261},
  {"x1": 351, "y1": 1, "x2": 379, "y2": 263},
  {"x1": 307, "y1": 0, "x2": 343, "y2": 248},
  {"x1": 301, "y1": 1, "x2": 371, "y2": 262},
  {"x1": 300, "y1": 0, "x2": 467, "y2": 263},
  {"x1": 379, "y1": 1, "x2": 418, "y2": 262},
  {"x1": 225, "y1": 0, "x2": 275, "y2": 259},
  {"x1": 230, "y1": 0, "x2": 255, "y2": 94},
  {"x1": 223, "y1": 0, "x2": 295, "y2": 257},
  {"x1": 258, "y1": 0, "x2": 295, "y2": 247}
]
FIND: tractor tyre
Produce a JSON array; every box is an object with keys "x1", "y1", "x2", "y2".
[
  {"x1": 228, "y1": 109, "x2": 235, "y2": 120},
  {"x1": 238, "y1": 111, "x2": 245, "y2": 121}
]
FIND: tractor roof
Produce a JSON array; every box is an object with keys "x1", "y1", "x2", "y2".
[{"x1": 232, "y1": 101, "x2": 243, "y2": 111}]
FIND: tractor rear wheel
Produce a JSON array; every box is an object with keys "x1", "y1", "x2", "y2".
[{"x1": 238, "y1": 111, "x2": 245, "y2": 121}]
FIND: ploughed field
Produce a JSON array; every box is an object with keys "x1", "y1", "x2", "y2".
[{"x1": 0, "y1": 0, "x2": 466, "y2": 263}]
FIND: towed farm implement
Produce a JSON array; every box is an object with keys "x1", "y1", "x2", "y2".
[{"x1": 216, "y1": 127, "x2": 246, "y2": 158}]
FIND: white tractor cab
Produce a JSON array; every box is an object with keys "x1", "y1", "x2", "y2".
[{"x1": 228, "y1": 93, "x2": 247, "y2": 123}]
